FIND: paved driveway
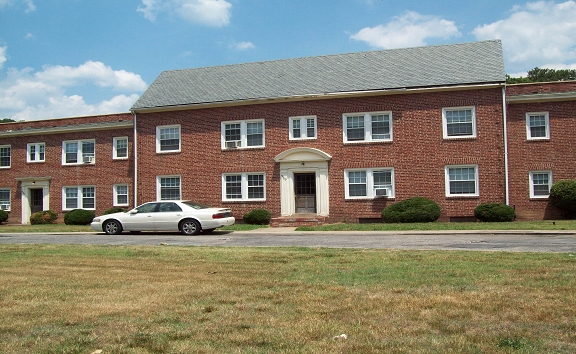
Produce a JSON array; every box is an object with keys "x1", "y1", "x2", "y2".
[{"x1": 1, "y1": 229, "x2": 575, "y2": 252}]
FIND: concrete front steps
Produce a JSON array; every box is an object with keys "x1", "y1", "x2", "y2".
[{"x1": 270, "y1": 214, "x2": 328, "y2": 227}]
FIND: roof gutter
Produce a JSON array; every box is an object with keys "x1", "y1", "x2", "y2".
[{"x1": 0, "y1": 121, "x2": 134, "y2": 138}]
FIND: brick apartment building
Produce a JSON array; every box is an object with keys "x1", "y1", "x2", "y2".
[{"x1": 1, "y1": 40, "x2": 575, "y2": 225}]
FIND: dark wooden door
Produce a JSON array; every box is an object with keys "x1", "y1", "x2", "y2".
[
  {"x1": 295, "y1": 173, "x2": 316, "y2": 213},
  {"x1": 31, "y1": 189, "x2": 43, "y2": 213}
]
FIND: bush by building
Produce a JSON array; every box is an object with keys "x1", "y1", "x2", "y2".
[
  {"x1": 30, "y1": 210, "x2": 58, "y2": 225},
  {"x1": 103, "y1": 207, "x2": 126, "y2": 215},
  {"x1": 243, "y1": 208, "x2": 272, "y2": 225},
  {"x1": 64, "y1": 209, "x2": 96, "y2": 225},
  {"x1": 474, "y1": 203, "x2": 515, "y2": 222},
  {"x1": 381, "y1": 197, "x2": 441, "y2": 223},
  {"x1": 549, "y1": 180, "x2": 576, "y2": 219},
  {"x1": 0, "y1": 210, "x2": 8, "y2": 224}
]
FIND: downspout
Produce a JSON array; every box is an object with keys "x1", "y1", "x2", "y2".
[
  {"x1": 501, "y1": 86, "x2": 510, "y2": 206},
  {"x1": 133, "y1": 112, "x2": 138, "y2": 208}
]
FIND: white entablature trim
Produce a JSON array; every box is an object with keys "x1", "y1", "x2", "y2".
[{"x1": 274, "y1": 147, "x2": 332, "y2": 163}]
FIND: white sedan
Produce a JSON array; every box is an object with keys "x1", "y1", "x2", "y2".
[{"x1": 91, "y1": 200, "x2": 235, "y2": 235}]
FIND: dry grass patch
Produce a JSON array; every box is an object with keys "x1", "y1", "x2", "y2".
[{"x1": 0, "y1": 245, "x2": 575, "y2": 353}]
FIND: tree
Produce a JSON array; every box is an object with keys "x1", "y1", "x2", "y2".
[
  {"x1": 507, "y1": 67, "x2": 576, "y2": 84},
  {"x1": 0, "y1": 118, "x2": 16, "y2": 123}
]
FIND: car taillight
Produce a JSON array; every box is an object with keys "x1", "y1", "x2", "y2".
[{"x1": 212, "y1": 213, "x2": 225, "y2": 219}]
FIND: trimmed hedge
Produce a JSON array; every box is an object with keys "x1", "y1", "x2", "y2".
[
  {"x1": 381, "y1": 197, "x2": 441, "y2": 223},
  {"x1": 64, "y1": 209, "x2": 95, "y2": 225},
  {"x1": 0, "y1": 209, "x2": 8, "y2": 224},
  {"x1": 243, "y1": 208, "x2": 272, "y2": 225},
  {"x1": 30, "y1": 210, "x2": 58, "y2": 225},
  {"x1": 103, "y1": 207, "x2": 126, "y2": 215},
  {"x1": 550, "y1": 180, "x2": 576, "y2": 219},
  {"x1": 474, "y1": 203, "x2": 515, "y2": 222}
]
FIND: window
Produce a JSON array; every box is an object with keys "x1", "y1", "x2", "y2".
[
  {"x1": 0, "y1": 189, "x2": 10, "y2": 211},
  {"x1": 530, "y1": 171, "x2": 552, "y2": 198},
  {"x1": 526, "y1": 112, "x2": 549, "y2": 140},
  {"x1": 343, "y1": 112, "x2": 392, "y2": 143},
  {"x1": 157, "y1": 176, "x2": 181, "y2": 200},
  {"x1": 113, "y1": 137, "x2": 128, "y2": 159},
  {"x1": 445, "y1": 165, "x2": 479, "y2": 197},
  {"x1": 62, "y1": 140, "x2": 95, "y2": 164},
  {"x1": 222, "y1": 173, "x2": 266, "y2": 201},
  {"x1": 290, "y1": 116, "x2": 317, "y2": 140},
  {"x1": 442, "y1": 107, "x2": 476, "y2": 139},
  {"x1": 0, "y1": 145, "x2": 10, "y2": 168},
  {"x1": 114, "y1": 184, "x2": 129, "y2": 206},
  {"x1": 156, "y1": 125, "x2": 181, "y2": 153},
  {"x1": 27, "y1": 143, "x2": 45, "y2": 163},
  {"x1": 63, "y1": 186, "x2": 95, "y2": 210},
  {"x1": 344, "y1": 168, "x2": 395, "y2": 199},
  {"x1": 221, "y1": 120, "x2": 265, "y2": 149}
]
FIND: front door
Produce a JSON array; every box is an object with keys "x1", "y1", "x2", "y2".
[
  {"x1": 295, "y1": 173, "x2": 316, "y2": 214},
  {"x1": 30, "y1": 189, "x2": 43, "y2": 213}
]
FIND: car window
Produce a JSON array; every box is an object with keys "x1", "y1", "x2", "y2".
[
  {"x1": 159, "y1": 202, "x2": 182, "y2": 212},
  {"x1": 182, "y1": 201, "x2": 210, "y2": 209},
  {"x1": 136, "y1": 202, "x2": 159, "y2": 213}
]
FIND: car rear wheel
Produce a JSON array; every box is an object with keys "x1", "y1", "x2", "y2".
[
  {"x1": 103, "y1": 220, "x2": 123, "y2": 235},
  {"x1": 180, "y1": 219, "x2": 201, "y2": 235}
]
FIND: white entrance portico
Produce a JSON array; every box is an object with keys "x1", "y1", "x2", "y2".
[{"x1": 274, "y1": 148, "x2": 331, "y2": 217}]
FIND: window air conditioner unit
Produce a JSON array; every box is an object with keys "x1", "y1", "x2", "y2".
[
  {"x1": 226, "y1": 140, "x2": 241, "y2": 149},
  {"x1": 375, "y1": 188, "x2": 388, "y2": 197},
  {"x1": 0, "y1": 204, "x2": 8, "y2": 211},
  {"x1": 83, "y1": 156, "x2": 94, "y2": 163}
]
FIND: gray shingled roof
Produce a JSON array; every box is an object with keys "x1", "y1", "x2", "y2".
[{"x1": 131, "y1": 40, "x2": 505, "y2": 111}]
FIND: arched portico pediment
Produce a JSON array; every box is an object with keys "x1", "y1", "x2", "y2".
[{"x1": 274, "y1": 148, "x2": 332, "y2": 163}]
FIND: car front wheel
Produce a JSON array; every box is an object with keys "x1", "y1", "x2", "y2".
[
  {"x1": 180, "y1": 219, "x2": 201, "y2": 235},
  {"x1": 103, "y1": 219, "x2": 123, "y2": 235}
]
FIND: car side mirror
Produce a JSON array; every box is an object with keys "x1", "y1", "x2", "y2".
[{"x1": 129, "y1": 209, "x2": 138, "y2": 214}]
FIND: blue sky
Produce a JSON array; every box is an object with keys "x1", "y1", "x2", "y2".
[{"x1": 1, "y1": 0, "x2": 575, "y2": 121}]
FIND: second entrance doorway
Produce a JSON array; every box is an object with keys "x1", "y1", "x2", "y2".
[{"x1": 294, "y1": 173, "x2": 316, "y2": 214}]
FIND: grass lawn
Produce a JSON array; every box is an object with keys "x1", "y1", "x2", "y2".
[{"x1": 1, "y1": 245, "x2": 575, "y2": 353}]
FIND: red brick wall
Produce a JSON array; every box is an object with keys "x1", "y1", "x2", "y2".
[
  {"x1": 136, "y1": 87, "x2": 506, "y2": 221},
  {"x1": 0, "y1": 113, "x2": 134, "y2": 224}
]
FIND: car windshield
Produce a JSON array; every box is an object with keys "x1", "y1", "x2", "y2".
[{"x1": 182, "y1": 201, "x2": 211, "y2": 210}]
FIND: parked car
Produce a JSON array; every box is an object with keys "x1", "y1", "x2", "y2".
[{"x1": 91, "y1": 200, "x2": 235, "y2": 235}]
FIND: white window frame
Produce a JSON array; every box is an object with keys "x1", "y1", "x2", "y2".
[
  {"x1": 0, "y1": 145, "x2": 11, "y2": 168},
  {"x1": 0, "y1": 188, "x2": 10, "y2": 211},
  {"x1": 442, "y1": 107, "x2": 477, "y2": 139},
  {"x1": 113, "y1": 184, "x2": 130, "y2": 206},
  {"x1": 222, "y1": 172, "x2": 266, "y2": 201},
  {"x1": 62, "y1": 186, "x2": 96, "y2": 210},
  {"x1": 526, "y1": 112, "x2": 550, "y2": 140},
  {"x1": 156, "y1": 175, "x2": 182, "y2": 200},
  {"x1": 62, "y1": 140, "x2": 95, "y2": 165},
  {"x1": 27, "y1": 142, "x2": 45, "y2": 163},
  {"x1": 113, "y1": 137, "x2": 129, "y2": 159},
  {"x1": 156, "y1": 125, "x2": 181, "y2": 153},
  {"x1": 289, "y1": 116, "x2": 317, "y2": 140},
  {"x1": 342, "y1": 112, "x2": 393, "y2": 143},
  {"x1": 529, "y1": 171, "x2": 552, "y2": 198},
  {"x1": 445, "y1": 165, "x2": 479, "y2": 197},
  {"x1": 221, "y1": 120, "x2": 265, "y2": 149},
  {"x1": 344, "y1": 168, "x2": 395, "y2": 199}
]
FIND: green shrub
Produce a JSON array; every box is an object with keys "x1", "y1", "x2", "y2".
[
  {"x1": 474, "y1": 203, "x2": 515, "y2": 222},
  {"x1": 243, "y1": 208, "x2": 272, "y2": 225},
  {"x1": 0, "y1": 209, "x2": 8, "y2": 224},
  {"x1": 30, "y1": 210, "x2": 58, "y2": 225},
  {"x1": 381, "y1": 197, "x2": 441, "y2": 223},
  {"x1": 103, "y1": 207, "x2": 126, "y2": 215},
  {"x1": 64, "y1": 209, "x2": 95, "y2": 225},
  {"x1": 549, "y1": 180, "x2": 576, "y2": 219}
]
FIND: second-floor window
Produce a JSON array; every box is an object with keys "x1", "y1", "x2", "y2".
[
  {"x1": 443, "y1": 107, "x2": 476, "y2": 139},
  {"x1": 63, "y1": 140, "x2": 95, "y2": 165},
  {"x1": 156, "y1": 125, "x2": 181, "y2": 153},
  {"x1": 27, "y1": 143, "x2": 45, "y2": 163},
  {"x1": 343, "y1": 112, "x2": 392, "y2": 143},
  {"x1": 222, "y1": 120, "x2": 265, "y2": 149},
  {"x1": 113, "y1": 137, "x2": 128, "y2": 159},
  {"x1": 290, "y1": 116, "x2": 317, "y2": 140},
  {"x1": 526, "y1": 112, "x2": 549, "y2": 140},
  {"x1": 0, "y1": 145, "x2": 11, "y2": 168}
]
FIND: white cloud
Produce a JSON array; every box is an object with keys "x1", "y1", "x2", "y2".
[
  {"x1": 24, "y1": 0, "x2": 35, "y2": 13},
  {"x1": 0, "y1": 60, "x2": 146, "y2": 120},
  {"x1": 0, "y1": 0, "x2": 35, "y2": 12},
  {"x1": 138, "y1": 0, "x2": 232, "y2": 27},
  {"x1": 234, "y1": 41, "x2": 255, "y2": 51},
  {"x1": 473, "y1": 1, "x2": 576, "y2": 69},
  {"x1": 0, "y1": 45, "x2": 7, "y2": 70},
  {"x1": 350, "y1": 11, "x2": 461, "y2": 49}
]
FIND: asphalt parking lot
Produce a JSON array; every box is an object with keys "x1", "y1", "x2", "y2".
[{"x1": 1, "y1": 228, "x2": 575, "y2": 252}]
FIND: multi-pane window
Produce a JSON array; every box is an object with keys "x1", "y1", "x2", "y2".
[
  {"x1": 113, "y1": 137, "x2": 128, "y2": 159},
  {"x1": 445, "y1": 165, "x2": 479, "y2": 196},
  {"x1": 530, "y1": 171, "x2": 552, "y2": 198},
  {"x1": 157, "y1": 176, "x2": 181, "y2": 200},
  {"x1": 343, "y1": 112, "x2": 392, "y2": 143},
  {"x1": 345, "y1": 168, "x2": 395, "y2": 199},
  {"x1": 156, "y1": 125, "x2": 181, "y2": 153},
  {"x1": 27, "y1": 143, "x2": 45, "y2": 163},
  {"x1": 62, "y1": 140, "x2": 95, "y2": 164},
  {"x1": 222, "y1": 173, "x2": 266, "y2": 201},
  {"x1": 290, "y1": 116, "x2": 317, "y2": 140},
  {"x1": 222, "y1": 120, "x2": 265, "y2": 149},
  {"x1": 526, "y1": 112, "x2": 549, "y2": 140},
  {"x1": 0, "y1": 145, "x2": 11, "y2": 168},
  {"x1": 443, "y1": 107, "x2": 476, "y2": 138},
  {"x1": 114, "y1": 184, "x2": 129, "y2": 206},
  {"x1": 0, "y1": 189, "x2": 10, "y2": 211},
  {"x1": 63, "y1": 186, "x2": 95, "y2": 210}
]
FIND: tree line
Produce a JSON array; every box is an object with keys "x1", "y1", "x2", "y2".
[{"x1": 507, "y1": 67, "x2": 576, "y2": 84}]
